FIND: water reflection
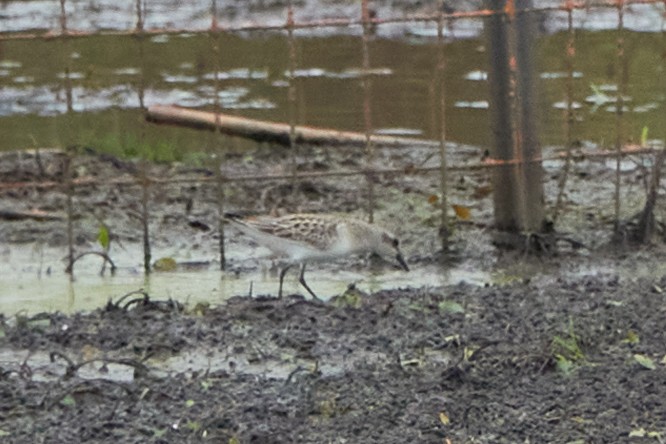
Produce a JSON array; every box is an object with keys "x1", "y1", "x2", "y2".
[{"x1": 1, "y1": 30, "x2": 664, "y2": 152}]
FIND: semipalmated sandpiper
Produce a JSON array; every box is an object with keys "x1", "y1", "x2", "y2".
[{"x1": 225, "y1": 213, "x2": 409, "y2": 299}]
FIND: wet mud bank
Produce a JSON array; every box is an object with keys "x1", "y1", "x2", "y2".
[{"x1": 1, "y1": 273, "x2": 665, "y2": 443}]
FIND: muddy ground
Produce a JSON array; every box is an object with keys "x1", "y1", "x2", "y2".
[
  {"x1": 2, "y1": 145, "x2": 666, "y2": 443},
  {"x1": 3, "y1": 0, "x2": 666, "y2": 441},
  {"x1": 1, "y1": 272, "x2": 666, "y2": 443}
]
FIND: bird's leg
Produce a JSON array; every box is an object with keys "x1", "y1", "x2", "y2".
[
  {"x1": 298, "y1": 263, "x2": 321, "y2": 301},
  {"x1": 278, "y1": 264, "x2": 294, "y2": 299}
]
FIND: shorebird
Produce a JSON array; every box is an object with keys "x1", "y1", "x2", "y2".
[{"x1": 224, "y1": 213, "x2": 409, "y2": 299}]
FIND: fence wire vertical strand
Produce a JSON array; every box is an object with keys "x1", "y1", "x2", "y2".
[
  {"x1": 663, "y1": 0, "x2": 666, "y2": 152},
  {"x1": 613, "y1": 1, "x2": 625, "y2": 232},
  {"x1": 437, "y1": 10, "x2": 449, "y2": 251},
  {"x1": 136, "y1": 17, "x2": 146, "y2": 110},
  {"x1": 553, "y1": 1, "x2": 576, "y2": 222},
  {"x1": 507, "y1": 1, "x2": 527, "y2": 228},
  {"x1": 59, "y1": 0, "x2": 67, "y2": 33},
  {"x1": 59, "y1": 0, "x2": 73, "y2": 113},
  {"x1": 361, "y1": 0, "x2": 375, "y2": 224},
  {"x1": 136, "y1": 2, "x2": 150, "y2": 273},
  {"x1": 135, "y1": 0, "x2": 144, "y2": 31},
  {"x1": 64, "y1": 153, "x2": 74, "y2": 274},
  {"x1": 211, "y1": 0, "x2": 226, "y2": 270},
  {"x1": 58, "y1": 0, "x2": 75, "y2": 273},
  {"x1": 496, "y1": 0, "x2": 525, "y2": 228},
  {"x1": 214, "y1": 134, "x2": 226, "y2": 270},
  {"x1": 287, "y1": 1, "x2": 299, "y2": 196},
  {"x1": 140, "y1": 171, "x2": 151, "y2": 274}
]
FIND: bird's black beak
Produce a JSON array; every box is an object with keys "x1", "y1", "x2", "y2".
[{"x1": 396, "y1": 253, "x2": 409, "y2": 272}]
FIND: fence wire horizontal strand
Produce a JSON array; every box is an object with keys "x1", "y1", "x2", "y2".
[
  {"x1": 2, "y1": 145, "x2": 660, "y2": 192},
  {"x1": 1, "y1": 0, "x2": 660, "y2": 42}
]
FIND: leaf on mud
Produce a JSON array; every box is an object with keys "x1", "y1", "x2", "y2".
[
  {"x1": 186, "y1": 421, "x2": 200, "y2": 431},
  {"x1": 97, "y1": 224, "x2": 110, "y2": 250},
  {"x1": 628, "y1": 428, "x2": 662, "y2": 439},
  {"x1": 472, "y1": 184, "x2": 493, "y2": 199},
  {"x1": 443, "y1": 334, "x2": 460, "y2": 346},
  {"x1": 60, "y1": 395, "x2": 76, "y2": 407},
  {"x1": 661, "y1": 355, "x2": 666, "y2": 366},
  {"x1": 318, "y1": 399, "x2": 337, "y2": 417},
  {"x1": 191, "y1": 302, "x2": 210, "y2": 316},
  {"x1": 621, "y1": 330, "x2": 640, "y2": 345},
  {"x1": 81, "y1": 344, "x2": 101, "y2": 361},
  {"x1": 439, "y1": 411, "x2": 451, "y2": 425},
  {"x1": 0, "y1": 328, "x2": 5, "y2": 339},
  {"x1": 640, "y1": 126, "x2": 649, "y2": 146},
  {"x1": 452, "y1": 204, "x2": 471, "y2": 220},
  {"x1": 399, "y1": 354, "x2": 422, "y2": 368},
  {"x1": 629, "y1": 428, "x2": 647, "y2": 438},
  {"x1": 555, "y1": 355, "x2": 574, "y2": 375},
  {"x1": 634, "y1": 354, "x2": 656, "y2": 370},
  {"x1": 570, "y1": 416, "x2": 590, "y2": 424},
  {"x1": 153, "y1": 257, "x2": 178, "y2": 272},
  {"x1": 463, "y1": 346, "x2": 478, "y2": 361},
  {"x1": 438, "y1": 300, "x2": 465, "y2": 314},
  {"x1": 27, "y1": 318, "x2": 51, "y2": 330},
  {"x1": 0, "y1": 429, "x2": 10, "y2": 437},
  {"x1": 185, "y1": 399, "x2": 196, "y2": 408},
  {"x1": 228, "y1": 437, "x2": 241, "y2": 444},
  {"x1": 332, "y1": 285, "x2": 363, "y2": 309},
  {"x1": 427, "y1": 194, "x2": 439, "y2": 205}
]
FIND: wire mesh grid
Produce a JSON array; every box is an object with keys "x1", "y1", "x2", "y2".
[{"x1": 1, "y1": 0, "x2": 665, "y2": 274}]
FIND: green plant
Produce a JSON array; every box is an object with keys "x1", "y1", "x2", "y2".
[{"x1": 550, "y1": 318, "x2": 585, "y2": 375}]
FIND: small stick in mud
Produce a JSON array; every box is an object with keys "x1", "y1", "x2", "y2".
[
  {"x1": 64, "y1": 251, "x2": 117, "y2": 276},
  {"x1": 107, "y1": 289, "x2": 150, "y2": 310}
]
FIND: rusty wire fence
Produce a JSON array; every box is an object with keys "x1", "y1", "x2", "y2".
[{"x1": 1, "y1": 0, "x2": 665, "y2": 275}]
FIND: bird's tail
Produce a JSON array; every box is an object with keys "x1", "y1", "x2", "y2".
[{"x1": 222, "y1": 212, "x2": 247, "y2": 221}]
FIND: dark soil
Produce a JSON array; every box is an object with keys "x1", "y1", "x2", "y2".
[
  {"x1": 1, "y1": 273, "x2": 666, "y2": 443},
  {"x1": 3, "y1": 0, "x2": 666, "y2": 441},
  {"x1": 2, "y1": 145, "x2": 666, "y2": 443}
]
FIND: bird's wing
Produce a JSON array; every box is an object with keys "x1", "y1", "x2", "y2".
[{"x1": 234, "y1": 215, "x2": 339, "y2": 251}]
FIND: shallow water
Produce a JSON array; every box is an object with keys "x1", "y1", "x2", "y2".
[
  {"x1": 1, "y1": 27, "x2": 664, "y2": 154},
  {"x1": 3, "y1": 3, "x2": 666, "y2": 315},
  {"x1": 0, "y1": 241, "x2": 489, "y2": 314}
]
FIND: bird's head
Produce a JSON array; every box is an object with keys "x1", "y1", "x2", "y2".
[{"x1": 376, "y1": 231, "x2": 409, "y2": 272}]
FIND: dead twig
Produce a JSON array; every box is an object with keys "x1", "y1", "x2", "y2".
[
  {"x1": 106, "y1": 289, "x2": 150, "y2": 311},
  {"x1": 50, "y1": 351, "x2": 149, "y2": 380},
  {"x1": 44, "y1": 379, "x2": 136, "y2": 410},
  {"x1": 64, "y1": 251, "x2": 117, "y2": 275}
]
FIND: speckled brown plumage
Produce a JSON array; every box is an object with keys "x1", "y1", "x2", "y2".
[{"x1": 224, "y1": 213, "x2": 409, "y2": 299}]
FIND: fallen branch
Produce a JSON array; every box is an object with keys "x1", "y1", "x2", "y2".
[
  {"x1": 146, "y1": 105, "x2": 439, "y2": 148},
  {"x1": 0, "y1": 209, "x2": 63, "y2": 221}
]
